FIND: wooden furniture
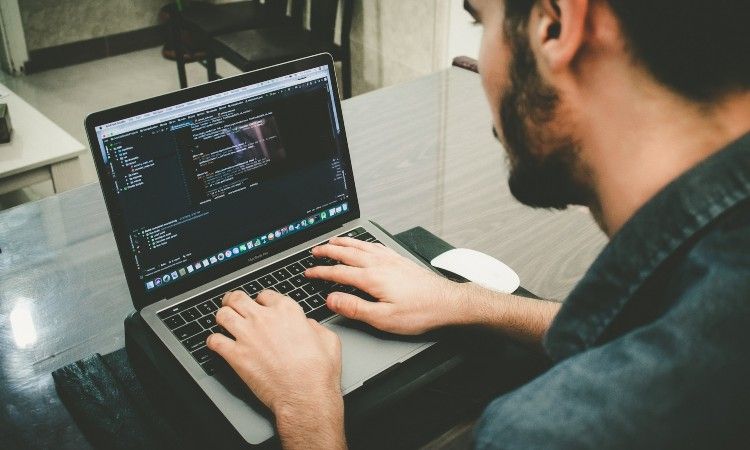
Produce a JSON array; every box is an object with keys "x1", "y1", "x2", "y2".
[
  {"x1": 0, "y1": 82, "x2": 86, "y2": 197},
  {"x1": 0, "y1": 68, "x2": 607, "y2": 448},
  {"x1": 452, "y1": 55, "x2": 479, "y2": 73},
  {"x1": 171, "y1": 0, "x2": 291, "y2": 88},
  {"x1": 205, "y1": 0, "x2": 353, "y2": 98}
]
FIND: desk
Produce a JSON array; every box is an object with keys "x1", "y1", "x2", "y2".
[
  {"x1": 0, "y1": 68, "x2": 607, "y2": 449},
  {"x1": 0, "y1": 82, "x2": 86, "y2": 196}
]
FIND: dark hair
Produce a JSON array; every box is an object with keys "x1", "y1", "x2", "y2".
[{"x1": 504, "y1": 0, "x2": 750, "y2": 102}]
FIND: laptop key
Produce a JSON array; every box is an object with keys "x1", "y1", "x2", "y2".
[
  {"x1": 213, "y1": 325, "x2": 234, "y2": 340},
  {"x1": 313, "y1": 279, "x2": 336, "y2": 295},
  {"x1": 197, "y1": 300, "x2": 217, "y2": 315},
  {"x1": 212, "y1": 296, "x2": 223, "y2": 308},
  {"x1": 183, "y1": 330, "x2": 211, "y2": 352},
  {"x1": 192, "y1": 347, "x2": 213, "y2": 364},
  {"x1": 180, "y1": 307, "x2": 201, "y2": 322},
  {"x1": 308, "y1": 306, "x2": 335, "y2": 322},
  {"x1": 173, "y1": 322, "x2": 202, "y2": 340},
  {"x1": 287, "y1": 262, "x2": 305, "y2": 275},
  {"x1": 307, "y1": 294, "x2": 326, "y2": 309},
  {"x1": 299, "y1": 300, "x2": 312, "y2": 313},
  {"x1": 322, "y1": 283, "x2": 341, "y2": 295},
  {"x1": 198, "y1": 314, "x2": 216, "y2": 329},
  {"x1": 275, "y1": 280, "x2": 294, "y2": 294},
  {"x1": 300, "y1": 257, "x2": 316, "y2": 268},
  {"x1": 333, "y1": 284, "x2": 352, "y2": 294},
  {"x1": 272, "y1": 268, "x2": 292, "y2": 280},
  {"x1": 302, "y1": 283, "x2": 320, "y2": 295},
  {"x1": 341, "y1": 227, "x2": 366, "y2": 238},
  {"x1": 290, "y1": 275, "x2": 307, "y2": 287},
  {"x1": 305, "y1": 244, "x2": 320, "y2": 255},
  {"x1": 201, "y1": 360, "x2": 217, "y2": 375},
  {"x1": 158, "y1": 304, "x2": 185, "y2": 320},
  {"x1": 288, "y1": 288, "x2": 307, "y2": 302},
  {"x1": 163, "y1": 314, "x2": 186, "y2": 330},
  {"x1": 347, "y1": 287, "x2": 363, "y2": 297},
  {"x1": 351, "y1": 288, "x2": 377, "y2": 302},
  {"x1": 258, "y1": 274, "x2": 277, "y2": 288},
  {"x1": 242, "y1": 281, "x2": 262, "y2": 295}
]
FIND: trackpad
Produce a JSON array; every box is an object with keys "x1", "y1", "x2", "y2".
[{"x1": 326, "y1": 316, "x2": 434, "y2": 394}]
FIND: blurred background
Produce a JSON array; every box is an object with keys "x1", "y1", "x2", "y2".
[{"x1": 0, "y1": 0, "x2": 480, "y2": 210}]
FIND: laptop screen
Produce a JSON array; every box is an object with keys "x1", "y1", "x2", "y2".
[{"x1": 92, "y1": 63, "x2": 352, "y2": 297}]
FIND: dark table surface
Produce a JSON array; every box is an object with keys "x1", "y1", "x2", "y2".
[{"x1": 0, "y1": 68, "x2": 607, "y2": 449}]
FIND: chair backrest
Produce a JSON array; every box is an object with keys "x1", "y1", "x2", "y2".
[
  {"x1": 289, "y1": 0, "x2": 353, "y2": 45},
  {"x1": 452, "y1": 56, "x2": 479, "y2": 73},
  {"x1": 264, "y1": 0, "x2": 288, "y2": 17}
]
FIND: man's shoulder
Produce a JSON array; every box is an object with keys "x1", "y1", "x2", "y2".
[
  {"x1": 667, "y1": 197, "x2": 750, "y2": 307},
  {"x1": 474, "y1": 203, "x2": 750, "y2": 450},
  {"x1": 476, "y1": 256, "x2": 750, "y2": 450},
  {"x1": 651, "y1": 198, "x2": 750, "y2": 352},
  {"x1": 689, "y1": 196, "x2": 750, "y2": 261}
]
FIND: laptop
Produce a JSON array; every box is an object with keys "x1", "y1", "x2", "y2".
[{"x1": 86, "y1": 53, "x2": 435, "y2": 445}]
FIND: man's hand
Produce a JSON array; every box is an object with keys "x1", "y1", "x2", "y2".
[
  {"x1": 305, "y1": 236, "x2": 465, "y2": 335},
  {"x1": 207, "y1": 290, "x2": 346, "y2": 450},
  {"x1": 306, "y1": 236, "x2": 561, "y2": 345}
]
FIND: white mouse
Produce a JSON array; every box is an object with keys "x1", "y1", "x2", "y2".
[{"x1": 430, "y1": 248, "x2": 520, "y2": 294}]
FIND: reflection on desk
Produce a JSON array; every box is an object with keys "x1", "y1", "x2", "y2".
[{"x1": 0, "y1": 68, "x2": 607, "y2": 449}]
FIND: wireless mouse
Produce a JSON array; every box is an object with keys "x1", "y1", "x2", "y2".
[{"x1": 430, "y1": 248, "x2": 520, "y2": 293}]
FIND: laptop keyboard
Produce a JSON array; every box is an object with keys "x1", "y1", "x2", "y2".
[{"x1": 157, "y1": 227, "x2": 381, "y2": 375}]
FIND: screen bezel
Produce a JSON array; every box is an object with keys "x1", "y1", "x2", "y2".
[{"x1": 85, "y1": 53, "x2": 361, "y2": 310}]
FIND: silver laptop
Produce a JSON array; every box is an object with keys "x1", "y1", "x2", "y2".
[{"x1": 86, "y1": 53, "x2": 434, "y2": 445}]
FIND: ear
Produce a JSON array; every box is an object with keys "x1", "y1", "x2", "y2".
[{"x1": 533, "y1": 0, "x2": 588, "y2": 73}]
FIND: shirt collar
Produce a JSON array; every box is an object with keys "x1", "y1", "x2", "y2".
[{"x1": 544, "y1": 131, "x2": 750, "y2": 361}]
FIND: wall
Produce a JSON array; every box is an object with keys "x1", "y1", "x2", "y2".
[
  {"x1": 18, "y1": 0, "x2": 164, "y2": 51},
  {"x1": 348, "y1": 0, "x2": 481, "y2": 95},
  {"x1": 447, "y1": 0, "x2": 480, "y2": 64},
  {"x1": 349, "y1": 0, "x2": 449, "y2": 95}
]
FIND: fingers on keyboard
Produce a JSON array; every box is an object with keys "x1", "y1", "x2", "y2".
[{"x1": 161, "y1": 228, "x2": 382, "y2": 374}]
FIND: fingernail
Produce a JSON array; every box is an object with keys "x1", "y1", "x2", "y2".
[{"x1": 328, "y1": 293, "x2": 338, "y2": 308}]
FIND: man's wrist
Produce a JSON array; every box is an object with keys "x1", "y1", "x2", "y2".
[
  {"x1": 440, "y1": 280, "x2": 486, "y2": 327},
  {"x1": 441, "y1": 281, "x2": 520, "y2": 328},
  {"x1": 274, "y1": 392, "x2": 345, "y2": 450},
  {"x1": 441, "y1": 280, "x2": 560, "y2": 345}
]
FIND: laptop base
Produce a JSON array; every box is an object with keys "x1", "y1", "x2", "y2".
[{"x1": 125, "y1": 309, "x2": 465, "y2": 448}]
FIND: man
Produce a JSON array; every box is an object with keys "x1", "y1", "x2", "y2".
[{"x1": 206, "y1": 0, "x2": 750, "y2": 448}]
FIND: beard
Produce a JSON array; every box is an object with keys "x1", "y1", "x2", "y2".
[{"x1": 498, "y1": 32, "x2": 593, "y2": 210}]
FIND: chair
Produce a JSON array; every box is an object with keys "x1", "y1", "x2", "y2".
[
  {"x1": 452, "y1": 56, "x2": 479, "y2": 73},
  {"x1": 171, "y1": 0, "x2": 291, "y2": 88},
  {"x1": 205, "y1": 0, "x2": 353, "y2": 98}
]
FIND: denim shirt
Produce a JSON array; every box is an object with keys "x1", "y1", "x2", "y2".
[{"x1": 475, "y1": 132, "x2": 750, "y2": 449}]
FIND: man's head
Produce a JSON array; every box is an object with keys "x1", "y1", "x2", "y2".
[{"x1": 466, "y1": 0, "x2": 750, "y2": 215}]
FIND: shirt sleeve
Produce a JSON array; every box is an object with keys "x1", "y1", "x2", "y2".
[{"x1": 474, "y1": 267, "x2": 750, "y2": 450}]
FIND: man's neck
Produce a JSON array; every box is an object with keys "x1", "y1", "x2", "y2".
[{"x1": 580, "y1": 80, "x2": 750, "y2": 236}]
